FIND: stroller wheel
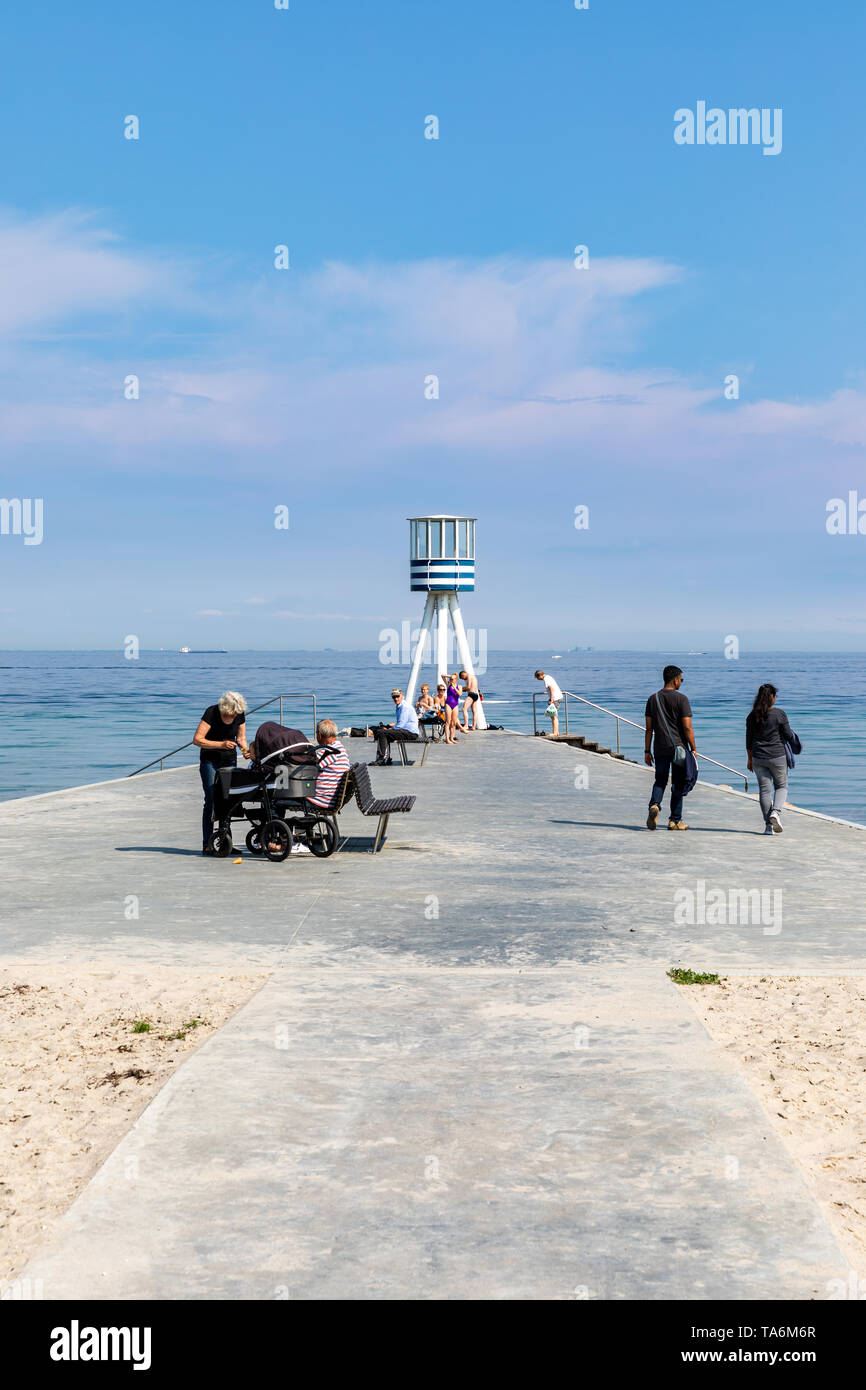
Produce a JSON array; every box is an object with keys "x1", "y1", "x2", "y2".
[
  {"x1": 307, "y1": 817, "x2": 338, "y2": 858},
  {"x1": 208, "y1": 829, "x2": 233, "y2": 858},
  {"x1": 261, "y1": 819, "x2": 292, "y2": 862},
  {"x1": 245, "y1": 828, "x2": 264, "y2": 856}
]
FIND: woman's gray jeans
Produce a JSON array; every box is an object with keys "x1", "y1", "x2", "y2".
[{"x1": 752, "y1": 757, "x2": 788, "y2": 822}]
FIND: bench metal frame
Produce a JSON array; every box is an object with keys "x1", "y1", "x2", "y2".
[{"x1": 395, "y1": 737, "x2": 429, "y2": 768}]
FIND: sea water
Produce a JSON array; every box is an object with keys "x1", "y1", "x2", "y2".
[{"x1": 1, "y1": 650, "x2": 864, "y2": 824}]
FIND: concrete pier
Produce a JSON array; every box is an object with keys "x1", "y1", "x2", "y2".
[{"x1": 5, "y1": 732, "x2": 864, "y2": 1299}]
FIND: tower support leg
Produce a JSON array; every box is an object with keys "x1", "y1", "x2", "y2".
[
  {"x1": 449, "y1": 592, "x2": 487, "y2": 729},
  {"x1": 404, "y1": 592, "x2": 434, "y2": 709},
  {"x1": 435, "y1": 593, "x2": 450, "y2": 684}
]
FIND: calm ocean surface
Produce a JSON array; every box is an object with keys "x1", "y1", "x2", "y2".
[{"x1": 2, "y1": 650, "x2": 864, "y2": 824}]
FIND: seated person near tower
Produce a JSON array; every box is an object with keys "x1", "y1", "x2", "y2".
[
  {"x1": 418, "y1": 682, "x2": 446, "y2": 731},
  {"x1": 370, "y1": 687, "x2": 420, "y2": 765}
]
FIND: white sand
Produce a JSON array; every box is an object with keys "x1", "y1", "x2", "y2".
[
  {"x1": 5, "y1": 965, "x2": 864, "y2": 1289},
  {"x1": 686, "y1": 975, "x2": 866, "y2": 1276},
  {"x1": 0, "y1": 964, "x2": 268, "y2": 1285}
]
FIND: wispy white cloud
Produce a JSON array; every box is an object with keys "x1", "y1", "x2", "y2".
[
  {"x1": 0, "y1": 210, "x2": 180, "y2": 336},
  {"x1": 1, "y1": 208, "x2": 864, "y2": 510}
]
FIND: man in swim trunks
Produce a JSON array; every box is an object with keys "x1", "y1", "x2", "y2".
[{"x1": 458, "y1": 669, "x2": 481, "y2": 731}]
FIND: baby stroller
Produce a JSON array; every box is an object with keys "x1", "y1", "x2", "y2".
[{"x1": 208, "y1": 723, "x2": 344, "y2": 863}]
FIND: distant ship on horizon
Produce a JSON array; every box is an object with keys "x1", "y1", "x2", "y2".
[{"x1": 179, "y1": 646, "x2": 228, "y2": 654}]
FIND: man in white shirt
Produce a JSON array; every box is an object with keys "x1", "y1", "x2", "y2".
[
  {"x1": 535, "y1": 668, "x2": 563, "y2": 736},
  {"x1": 370, "y1": 687, "x2": 420, "y2": 765}
]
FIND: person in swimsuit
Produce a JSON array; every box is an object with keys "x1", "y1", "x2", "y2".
[
  {"x1": 442, "y1": 673, "x2": 461, "y2": 744},
  {"x1": 458, "y1": 669, "x2": 480, "y2": 731},
  {"x1": 429, "y1": 682, "x2": 448, "y2": 732}
]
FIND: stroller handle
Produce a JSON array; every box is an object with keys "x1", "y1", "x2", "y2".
[
  {"x1": 258, "y1": 740, "x2": 318, "y2": 765},
  {"x1": 258, "y1": 740, "x2": 342, "y2": 767}
]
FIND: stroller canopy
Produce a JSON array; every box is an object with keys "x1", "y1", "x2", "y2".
[{"x1": 253, "y1": 721, "x2": 317, "y2": 766}]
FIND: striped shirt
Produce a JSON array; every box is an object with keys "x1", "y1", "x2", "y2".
[{"x1": 309, "y1": 739, "x2": 350, "y2": 808}]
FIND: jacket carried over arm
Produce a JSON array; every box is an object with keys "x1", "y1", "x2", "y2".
[{"x1": 746, "y1": 707, "x2": 794, "y2": 761}]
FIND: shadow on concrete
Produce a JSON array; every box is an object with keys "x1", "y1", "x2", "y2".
[
  {"x1": 115, "y1": 845, "x2": 204, "y2": 856},
  {"x1": 550, "y1": 819, "x2": 758, "y2": 835},
  {"x1": 113, "y1": 840, "x2": 427, "y2": 859},
  {"x1": 338, "y1": 837, "x2": 426, "y2": 854}
]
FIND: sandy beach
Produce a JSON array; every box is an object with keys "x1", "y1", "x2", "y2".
[
  {"x1": 686, "y1": 975, "x2": 866, "y2": 1278},
  {"x1": 0, "y1": 965, "x2": 268, "y2": 1287}
]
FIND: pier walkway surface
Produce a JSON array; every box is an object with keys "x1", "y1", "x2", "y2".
[{"x1": 5, "y1": 732, "x2": 864, "y2": 1299}]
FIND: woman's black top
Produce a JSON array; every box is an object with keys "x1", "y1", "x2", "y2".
[
  {"x1": 199, "y1": 705, "x2": 245, "y2": 766},
  {"x1": 746, "y1": 706, "x2": 794, "y2": 762}
]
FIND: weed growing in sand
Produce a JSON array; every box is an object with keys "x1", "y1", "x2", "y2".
[
  {"x1": 667, "y1": 968, "x2": 721, "y2": 986},
  {"x1": 131, "y1": 1019, "x2": 152, "y2": 1033},
  {"x1": 161, "y1": 1018, "x2": 206, "y2": 1042}
]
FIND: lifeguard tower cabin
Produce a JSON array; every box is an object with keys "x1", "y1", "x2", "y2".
[{"x1": 404, "y1": 515, "x2": 486, "y2": 729}]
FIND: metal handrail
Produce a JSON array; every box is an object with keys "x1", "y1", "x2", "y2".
[
  {"x1": 531, "y1": 689, "x2": 749, "y2": 791},
  {"x1": 128, "y1": 692, "x2": 318, "y2": 776}
]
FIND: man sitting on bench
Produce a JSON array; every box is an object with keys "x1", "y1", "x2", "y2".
[
  {"x1": 308, "y1": 718, "x2": 351, "y2": 810},
  {"x1": 370, "y1": 687, "x2": 420, "y2": 766}
]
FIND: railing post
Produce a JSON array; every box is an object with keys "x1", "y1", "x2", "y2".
[
  {"x1": 564, "y1": 693, "x2": 568, "y2": 735},
  {"x1": 279, "y1": 696, "x2": 283, "y2": 724},
  {"x1": 616, "y1": 718, "x2": 620, "y2": 754},
  {"x1": 532, "y1": 694, "x2": 538, "y2": 736}
]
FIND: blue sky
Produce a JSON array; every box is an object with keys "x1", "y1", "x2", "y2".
[{"x1": 1, "y1": 0, "x2": 864, "y2": 651}]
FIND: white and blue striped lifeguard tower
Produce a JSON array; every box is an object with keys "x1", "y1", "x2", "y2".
[{"x1": 404, "y1": 515, "x2": 486, "y2": 729}]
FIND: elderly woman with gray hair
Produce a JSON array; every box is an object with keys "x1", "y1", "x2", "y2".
[{"x1": 194, "y1": 691, "x2": 248, "y2": 853}]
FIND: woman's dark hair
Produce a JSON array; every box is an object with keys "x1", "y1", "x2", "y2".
[{"x1": 750, "y1": 683, "x2": 778, "y2": 730}]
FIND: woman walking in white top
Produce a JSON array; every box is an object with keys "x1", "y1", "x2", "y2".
[{"x1": 535, "y1": 669, "x2": 563, "y2": 736}]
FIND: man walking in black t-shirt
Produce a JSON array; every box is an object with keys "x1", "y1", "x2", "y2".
[{"x1": 644, "y1": 665, "x2": 697, "y2": 830}]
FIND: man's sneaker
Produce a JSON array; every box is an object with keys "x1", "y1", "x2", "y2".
[
  {"x1": 290, "y1": 842, "x2": 311, "y2": 855},
  {"x1": 668, "y1": 820, "x2": 689, "y2": 830},
  {"x1": 368, "y1": 757, "x2": 385, "y2": 766},
  {"x1": 646, "y1": 804, "x2": 660, "y2": 830},
  {"x1": 763, "y1": 823, "x2": 774, "y2": 835},
  {"x1": 769, "y1": 810, "x2": 783, "y2": 833}
]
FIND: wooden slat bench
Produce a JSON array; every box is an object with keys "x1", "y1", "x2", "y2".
[{"x1": 336, "y1": 762, "x2": 417, "y2": 852}]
